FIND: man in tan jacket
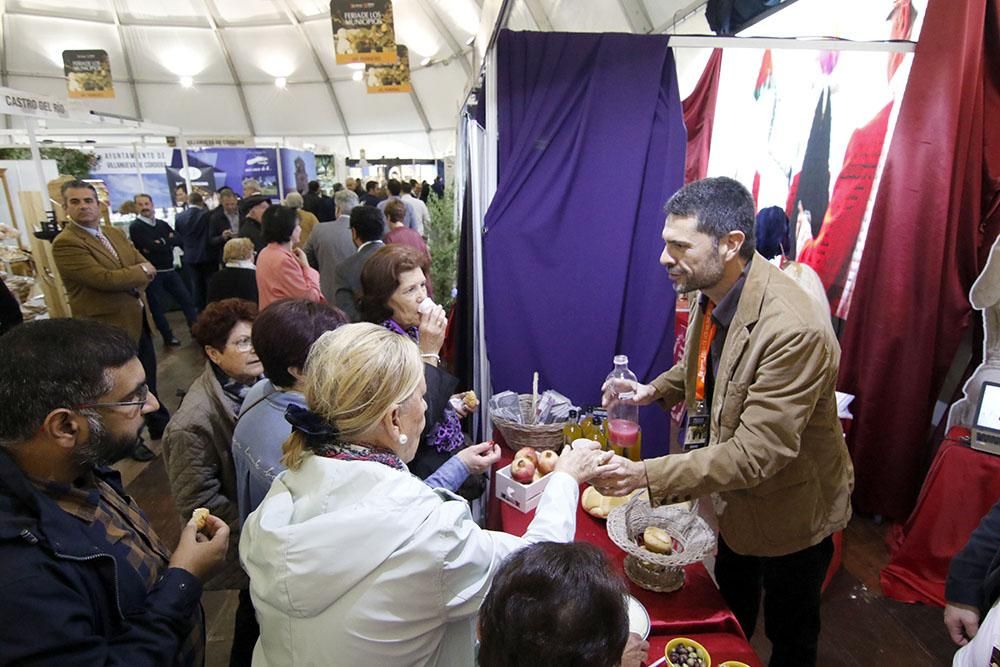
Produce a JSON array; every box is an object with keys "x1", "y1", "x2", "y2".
[
  {"x1": 51, "y1": 180, "x2": 168, "y2": 459},
  {"x1": 596, "y1": 177, "x2": 853, "y2": 667}
]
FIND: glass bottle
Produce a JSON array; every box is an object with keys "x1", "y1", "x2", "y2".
[
  {"x1": 563, "y1": 408, "x2": 583, "y2": 446},
  {"x1": 605, "y1": 355, "x2": 642, "y2": 461}
]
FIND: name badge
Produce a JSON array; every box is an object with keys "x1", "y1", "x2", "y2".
[{"x1": 684, "y1": 400, "x2": 709, "y2": 451}]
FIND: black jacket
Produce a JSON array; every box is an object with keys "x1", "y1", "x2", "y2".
[
  {"x1": 128, "y1": 218, "x2": 180, "y2": 270},
  {"x1": 0, "y1": 279, "x2": 22, "y2": 335},
  {"x1": 207, "y1": 267, "x2": 259, "y2": 305},
  {"x1": 0, "y1": 448, "x2": 203, "y2": 665},
  {"x1": 238, "y1": 218, "x2": 264, "y2": 253},
  {"x1": 947, "y1": 499, "x2": 1000, "y2": 616},
  {"x1": 207, "y1": 207, "x2": 238, "y2": 264}
]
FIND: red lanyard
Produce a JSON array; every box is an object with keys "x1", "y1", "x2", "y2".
[{"x1": 695, "y1": 302, "x2": 718, "y2": 402}]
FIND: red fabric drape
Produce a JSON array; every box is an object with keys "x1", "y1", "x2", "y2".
[
  {"x1": 837, "y1": 0, "x2": 1000, "y2": 520},
  {"x1": 682, "y1": 49, "x2": 723, "y2": 184}
]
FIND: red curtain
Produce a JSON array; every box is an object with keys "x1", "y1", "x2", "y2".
[
  {"x1": 682, "y1": 49, "x2": 723, "y2": 184},
  {"x1": 837, "y1": 0, "x2": 1000, "y2": 520}
]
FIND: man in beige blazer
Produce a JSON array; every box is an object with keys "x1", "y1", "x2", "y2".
[
  {"x1": 51, "y1": 180, "x2": 169, "y2": 459},
  {"x1": 596, "y1": 177, "x2": 853, "y2": 667}
]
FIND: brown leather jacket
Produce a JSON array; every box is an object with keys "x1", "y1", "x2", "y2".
[
  {"x1": 646, "y1": 254, "x2": 853, "y2": 557},
  {"x1": 163, "y1": 363, "x2": 247, "y2": 590}
]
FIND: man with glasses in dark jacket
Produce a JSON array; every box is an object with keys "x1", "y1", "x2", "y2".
[{"x1": 0, "y1": 318, "x2": 229, "y2": 665}]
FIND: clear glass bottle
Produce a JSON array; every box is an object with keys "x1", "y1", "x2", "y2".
[
  {"x1": 605, "y1": 355, "x2": 642, "y2": 461},
  {"x1": 563, "y1": 408, "x2": 583, "y2": 446}
]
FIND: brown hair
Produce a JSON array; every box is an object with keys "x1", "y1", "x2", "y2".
[
  {"x1": 384, "y1": 199, "x2": 407, "y2": 224},
  {"x1": 359, "y1": 244, "x2": 429, "y2": 323},
  {"x1": 191, "y1": 298, "x2": 258, "y2": 353}
]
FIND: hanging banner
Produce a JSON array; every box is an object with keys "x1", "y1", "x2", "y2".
[
  {"x1": 331, "y1": 0, "x2": 398, "y2": 65},
  {"x1": 366, "y1": 45, "x2": 412, "y2": 93},
  {"x1": 63, "y1": 50, "x2": 115, "y2": 99}
]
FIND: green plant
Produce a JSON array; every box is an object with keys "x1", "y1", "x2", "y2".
[
  {"x1": 0, "y1": 147, "x2": 97, "y2": 178},
  {"x1": 427, "y1": 187, "x2": 459, "y2": 311}
]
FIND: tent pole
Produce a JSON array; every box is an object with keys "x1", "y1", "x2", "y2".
[
  {"x1": 25, "y1": 118, "x2": 51, "y2": 214},
  {"x1": 179, "y1": 134, "x2": 192, "y2": 200},
  {"x1": 132, "y1": 143, "x2": 145, "y2": 193}
]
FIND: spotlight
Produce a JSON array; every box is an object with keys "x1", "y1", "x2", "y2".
[
  {"x1": 465, "y1": 35, "x2": 476, "y2": 46},
  {"x1": 179, "y1": 76, "x2": 194, "y2": 88},
  {"x1": 352, "y1": 70, "x2": 364, "y2": 82},
  {"x1": 275, "y1": 77, "x2": 287, "y2": 89},
  {"x1": 420, "y1": 57, "x2": 432, "y2": 66}
]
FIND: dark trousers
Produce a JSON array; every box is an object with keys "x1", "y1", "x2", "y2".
[
  {"x1": 715, "y1": 535, "x2": 834, "y2": 667},
  {"x1": 136, "y1": 320, "x2": 170, "y2": 439},
  {"x1": 183, "y1": 261, "x2": 218, "y2": 311},
  {"x1": 230, "y1": 587, "x2": 260, "y2": 666},
  {"x1": 146, "y1": 270, "x2": 198, "y2": 339}
]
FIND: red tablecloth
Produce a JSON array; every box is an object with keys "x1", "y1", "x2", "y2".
[
  {"x1": 881, "y1": 426, "x2": 1000, "y2": 605},
  {"x1": 488, "y1": 449, "x2": 762, "y2": 667}
]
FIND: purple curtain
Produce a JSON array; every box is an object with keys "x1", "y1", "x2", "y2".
[{"x1": 484, "y1": 30, "x2": 686, "y2": 457}]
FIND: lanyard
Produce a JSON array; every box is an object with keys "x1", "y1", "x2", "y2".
[{"x1": 695, "y1": 301, "x2": 718, "y2": 402}]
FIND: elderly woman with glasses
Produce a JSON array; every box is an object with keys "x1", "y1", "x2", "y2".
[
  {"x1": 241, "y1": 323, "x2": 614, "y2": 667},
  {"x1": 162, "y1": 297, "x2": 263, "y2": 665}
]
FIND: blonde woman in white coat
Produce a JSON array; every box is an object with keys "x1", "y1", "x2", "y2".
[{"x1": 240, "y1": 323, "x2": 613, "y2": 667}]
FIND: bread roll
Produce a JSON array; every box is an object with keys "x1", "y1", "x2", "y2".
[
  {"x1": 191, "y1": 507, "x2": 210, "y2": 530},
  {"x1": 462, "y1": 391, "x2": 479, "y2": 410},
  {"x1": 642, "y1": 526, "x2": 673, "y2": 554}
]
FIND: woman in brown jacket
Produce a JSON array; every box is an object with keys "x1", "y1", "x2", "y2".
[{"x1": 162, "y1": 298, "x2": 262, "y2": 666}]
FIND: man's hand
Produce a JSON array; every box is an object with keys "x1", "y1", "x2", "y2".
[
  {"x1": 222, "y1": 229, "x2": 235, "y2": 240},
  {"x1": 944, "y1": 601, "x2": 980, "y2": 646},
  {"x1": 553, "y1": 440, "x2": 616, "y2": 484},
  {"x1": 591, "y1": 455, "x2": 647, "y2": 497},
  {"x1": 139, "y1": 262, "x2": 157, "y2": 281},
  {"x1": 168, "y1": 514, "x2": 229, "y2": 582},
  {"x1": 456, "y1": 441, "x2": 501, "y2": 474},
  {"x1": 619, "y1": 633, "x2": 649, "y2": 667},
  {"x1": 601, "y1": 379, "x2": 657, "y2": 408}
]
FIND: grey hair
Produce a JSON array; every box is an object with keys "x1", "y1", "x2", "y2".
[{"x1": 334, "y1": 189, "x2": 359, "y2": 216}]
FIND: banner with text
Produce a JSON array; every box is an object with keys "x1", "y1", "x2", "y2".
[
  {"x1": 63, "y1": 50, "x2": 115, "y2": 99},
  {"x1": 331, "y1": 0, "x2": 398, "y2": 65},
  {"x1": 366, "y1": 45, "x2": 412, "y2": 93}
]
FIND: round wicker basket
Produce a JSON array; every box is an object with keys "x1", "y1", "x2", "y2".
[
  {"x1": 491, "y1": 394, "x2": 565, "y2": 451},
  {"x1": 607, "y1": 494, "x2": 715, "y2": 592}
]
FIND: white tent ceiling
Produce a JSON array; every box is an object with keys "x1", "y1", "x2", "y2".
[
  {"x1": 0, "y1": 0, "x2": 904, "y2": 157},
  {"x1": 0, "y1": 0, "x2": 718, "y2": 157}
]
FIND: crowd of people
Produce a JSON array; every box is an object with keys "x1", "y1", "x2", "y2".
[{"x1": 0, "y1": 174, "x2": 993, "y2": 667}]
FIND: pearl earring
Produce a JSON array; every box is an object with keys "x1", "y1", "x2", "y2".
[{"x1": 398, "y1": 434, "x2": 408, "y2": 446}]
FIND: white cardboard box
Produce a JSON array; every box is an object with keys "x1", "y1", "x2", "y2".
[{"x1": 494, "y1": 463, "x2": 553, "y2": 512}]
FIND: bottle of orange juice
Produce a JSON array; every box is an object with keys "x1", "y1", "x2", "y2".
[{"x1": 581, "y1": 414, "x2": 608, "y2": 450}]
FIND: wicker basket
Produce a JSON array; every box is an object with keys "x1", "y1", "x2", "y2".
[{"x1": 491, "y1": 394, "x2": 565, "y2": 452}]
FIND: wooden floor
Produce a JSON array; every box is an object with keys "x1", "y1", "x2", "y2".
[{"x1": 122, "y1": 312, "x2": 957, "y2": 667}]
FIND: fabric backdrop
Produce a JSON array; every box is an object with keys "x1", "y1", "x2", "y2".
[
  {"x1": 682, "y1": 48, "x2": 723, "y2": 185},
  {"x1": 484, "y1": 30, "x2": 686, "y2": 457},
  {"x1": 837, "y1": 0, "x2": 1000, "y2": 520}
]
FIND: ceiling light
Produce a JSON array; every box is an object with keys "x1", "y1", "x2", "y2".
[
  {"x1": 275, "y1": 77, "x2": 287, "y2": 89},
  {"x1": 465, "y1": 35, "x2": 476, "y2": 46},
  {"x1": 179, "y1": 76, "x2": 194, "y2": 88},
  {"x1": 420, "y1": 57, "x2": 432, "y2": 66},
  {"x1": 352, "y1": 70, "x2": 364, "y2": 82}
]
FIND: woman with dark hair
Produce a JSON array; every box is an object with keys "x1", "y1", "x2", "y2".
[
  {"x1": 162, "y1": 298, "x2": 263, "y2": 666},
  {"x1": 240, "y1": 323, "x2": 614, "y2": 667},
  {"x1": 755, "y1": 206, "x2": 829, "y2": 310},
  {"x1": 255, "y1": 204, "x2": 324, "y2": 310},
  {"x1": 233, "y1": 299, "x2": 349, "y2": 522},
  {"x1": 479, "y1": 542, "x2": 649, "y2": 667},
  {"x1": 360, "y1": 244, "x2": 480, "y2": 495}
]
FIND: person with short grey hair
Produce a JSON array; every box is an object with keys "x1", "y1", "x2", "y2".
[
  {"x1": 284, "y1": 191, "x2": 319, "y2": 249},
  {"x1": 304, "y1": 188, "x2": 360, "y2": 302}
]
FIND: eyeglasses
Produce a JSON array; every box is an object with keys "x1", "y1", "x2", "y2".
[
  {"x1": 74, "y1": 384, "x2": 150, "y2": 411},
  {"x1": 230, "y1": 336, "x2": 254, "y2": 353}
]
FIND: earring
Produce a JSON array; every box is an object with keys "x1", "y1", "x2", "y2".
[{"x1": 398, "y1": 434, "x2": 408, "y2": 446}]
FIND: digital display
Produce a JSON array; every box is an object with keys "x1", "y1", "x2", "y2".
[{"x1": 977, "y1": 383, "x2": 1000, "y2": 433}]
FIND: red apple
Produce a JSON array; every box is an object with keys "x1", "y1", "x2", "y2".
[
  {"x1": 514, "y1": 447, "x2": 539, "y2": 465},
  {"x1": 511, "y1": 457, "x2": 536, "y2": 484},
  {"x1": 537, "y1": 449, "x2": 559, "y2": 475}
]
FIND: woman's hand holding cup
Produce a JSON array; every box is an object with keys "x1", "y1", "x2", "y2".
[{"x1": 418, "y1": 299, "x2": 447, "y2": 356}]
